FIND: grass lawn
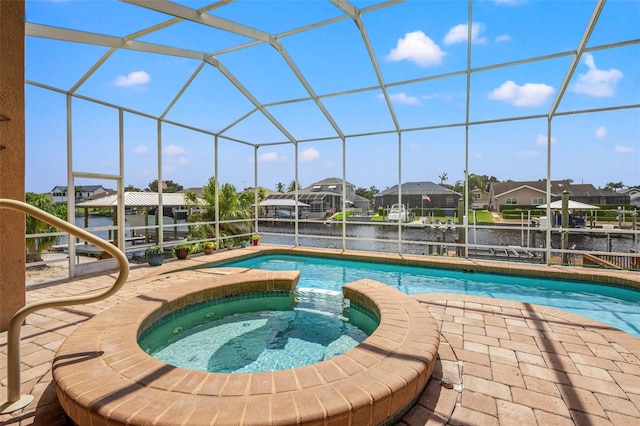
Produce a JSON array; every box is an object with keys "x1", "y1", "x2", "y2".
[
  {"x1": 371, "y1": 210, "x2": 495, "y2": 223},
  {"x1": 331, "y1": 211, "x2": 356, "y2": 221},
  {"x1": 473, "y1": 210, "x2": 494, "y2": 223}
]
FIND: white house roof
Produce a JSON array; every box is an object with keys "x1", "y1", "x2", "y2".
[
  {"x1": 537, "y1": 200, "x2": 600, "y2": 210},
  {"x1": 51, "y1": 185, "x2": 107, "y2": 192},
  {"x1": 495, "y1": 184, "x2": 549, "y2": 198},
  {"x1": 76, "y1": 192, "x2": 200, "y2": 207}
]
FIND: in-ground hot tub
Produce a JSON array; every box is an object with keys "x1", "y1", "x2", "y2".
[
  {"x1": 53, "y1": 269, "x2": 440, "y2": 425},
  {"x1": 138, "y1": 289, "x2": 379, "y2": 373}
]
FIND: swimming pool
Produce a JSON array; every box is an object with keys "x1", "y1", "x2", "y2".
[{"x1": 213, "y1": 254, "x2": 640, "y2": 338}]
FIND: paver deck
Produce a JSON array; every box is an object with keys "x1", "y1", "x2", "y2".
[{"x1": 2, "y1": 246, "x2": 639, "y2": 425}]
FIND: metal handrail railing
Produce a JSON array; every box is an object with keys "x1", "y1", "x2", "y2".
[{"x1": 0, "y1": 199, "x2": 130, "y2": 413}]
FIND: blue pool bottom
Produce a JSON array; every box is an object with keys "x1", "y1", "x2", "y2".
[{"x1": 211, "y1": 254, "x2": 640, "y2": 338}]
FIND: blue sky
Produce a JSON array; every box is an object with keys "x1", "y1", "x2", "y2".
[{"x1": 24, "y1": 0, "x2": 639, "y2": 194}]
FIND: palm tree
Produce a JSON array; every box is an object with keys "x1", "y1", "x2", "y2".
[
  {"x1": 604, "y1": 182, "x2": 624, "y2": 193},
  {"x1": 468, "y1": 174, "x2": 485, "y2": 191},
  {"x1": 287, "y1": 180, "x2": 302, "y2": 192},
  {"x1": 25, "y1": 192, "x2": 66, "y2": 262},
  {"x1": 219, "y1": 183, "x2": 252, "y2": 221},
  {"x1": 187, "y1": 177, "x2": 252, "y2": 239},
  {"x1": 240, "y1": 187, "x2": 265, "y2": 207},
  {"x1": 439, "y1": 172, "x2": 448, "y2": 186},
  {"x1": 481, "y1": 175, "x2": 498, "y2": 191},
  {"x1": 276, "y1": 182, "x2": 285, "y2": 193}
]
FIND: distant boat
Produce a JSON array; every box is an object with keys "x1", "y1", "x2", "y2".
[
  {"x1": 274, "y1": 210, "x2": 294, "y2": 219},
  {"x1": 428, "y1": 219, "x2": 455, "y2": 230},
  {"x1": 388, "y1": 204, "x2": 407, "y2": 222}
]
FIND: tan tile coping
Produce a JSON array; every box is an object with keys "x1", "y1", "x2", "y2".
[{"x1": 52, "y1": 269, "x2": 440, "y2": 425}]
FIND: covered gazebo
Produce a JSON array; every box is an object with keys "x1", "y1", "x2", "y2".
[
  {"x1": 537, "y1": 200, "x2": 600, "y2": 210},
  {"x1": 257, "y1": 198, "x2": 310, "y2": 219},
  {"x1": 76, "y1": 192, "x2": 203, "y2": 243}
]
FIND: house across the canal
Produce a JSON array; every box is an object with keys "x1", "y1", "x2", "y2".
[{"x1": 374, "y1": 182, "x2": 462, "y2": 215}]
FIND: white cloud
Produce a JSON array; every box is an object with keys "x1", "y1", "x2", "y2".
[
  {"x1": 162, "y1": 155, "x2": 189, "y2": 172},
  {"x1": 384, "y1": 92, "x2": 422, "y2": 105},
  {"x1": 114, "y1": 71, "x2": 150, "y2": 87},
  {"x1": 134, "y1": 145, "x2": 148, "y2": 154},
  {"x1": 444, "y1": 23, "x2": 486, "y2": 46},
  {"x1": 536, "y1": 134, "x2": 556, "y2": 145},
  {"x1": 614, "y1": 145, "x2": 634, "y2": 153},
  {"x1": 572, "y1": 53, "x2": 623, "y2": 97},
  {"x1": 300, "y1": 147, "x2": 320, "y2": 162},
  {"x1": 488, "y1": 80, "x2": 555, "y2": 107},
  {"x1": 495, "y1": 34, "x2": 511, "y2": 43},
  {"x1": 515, "y1": 150, "x2": 538, "y2": 157},
  {"x1": 258, "y1": 152, "x2": 280, "y2": 162},
  {"x1": 595, "y1": 126, "x2": 608, "y2": 138},
  {"x1": 163, "y1": 144, "x2": 185, "y2": 155},
  {"x1": 386, "y1": 31, "x2": 445, "y2": 67}
]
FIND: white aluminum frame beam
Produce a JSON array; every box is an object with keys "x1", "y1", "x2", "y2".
[
  {"x1": 126, "y1": 0, "x2": 346, "y2": 139},
  {"x1": 544, "y1": 0, "x2": 606, "y2": 265}
]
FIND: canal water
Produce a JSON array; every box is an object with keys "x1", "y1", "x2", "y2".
[
  {"x1": 258, "y1": 220, "x2": 636, "y2": 256},
  {"x1": 66, "y1": 215, "x2": 636, "y2": 257}
]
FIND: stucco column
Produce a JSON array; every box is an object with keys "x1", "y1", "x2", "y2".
[{"x1": 0, "y1": 1, "x2": 26, "y2": 330}]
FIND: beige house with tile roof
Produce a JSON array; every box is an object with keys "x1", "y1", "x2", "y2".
[{"x1": 489, "y1": 180, "x2": 629, "y2": 211}]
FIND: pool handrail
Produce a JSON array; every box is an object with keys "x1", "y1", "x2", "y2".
[{"x1": 0, "y1": 198, "x2": 130, "y2": 413}]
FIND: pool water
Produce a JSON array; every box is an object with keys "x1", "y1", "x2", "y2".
[
  {"x1": 214, "y1": 254, "x2": 640, "y2": 338},
  {"x1": 138, "y1": 290, "x2": 378, "y2": 373}
]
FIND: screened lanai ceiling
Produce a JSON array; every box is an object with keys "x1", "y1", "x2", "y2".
[{"x1": 24, "y1": 0, "x2": 639, "y2": 194}]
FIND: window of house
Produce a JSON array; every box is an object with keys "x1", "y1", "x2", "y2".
[
  {"x1": 473, "y1": 193, "x2": 481, "y2": 199},
  {"x1": 328, "y1": 185, "x2": 337, "y2": 189},
  {"x1": 446, "y1": 196, "x2": 454, "y2": 206},
  {"x1": 531, "y1": 197, "x2": 544, "y2": 205},
  {"x1": 505, "y1": 197, "x2": 518, "y2": 205}
]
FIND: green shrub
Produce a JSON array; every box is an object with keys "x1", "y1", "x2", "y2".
[
  {"x1": 145, "y1": 245, "x2": 163, "y2": 255},
  {"x1": 502, "y1": 209, "x2": 542, "y2": 219}
]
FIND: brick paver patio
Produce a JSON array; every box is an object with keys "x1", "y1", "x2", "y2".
[{"x1": 2, "y1": 247, "x2": 639, "y2": 425}]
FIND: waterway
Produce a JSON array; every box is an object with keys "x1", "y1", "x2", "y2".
[
  {"x1": 257, "y1": 220, "x2": 637, "y2": 256},
  {"x1": 64, "y1": 215, "x2": 637, "y2": 258}
]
